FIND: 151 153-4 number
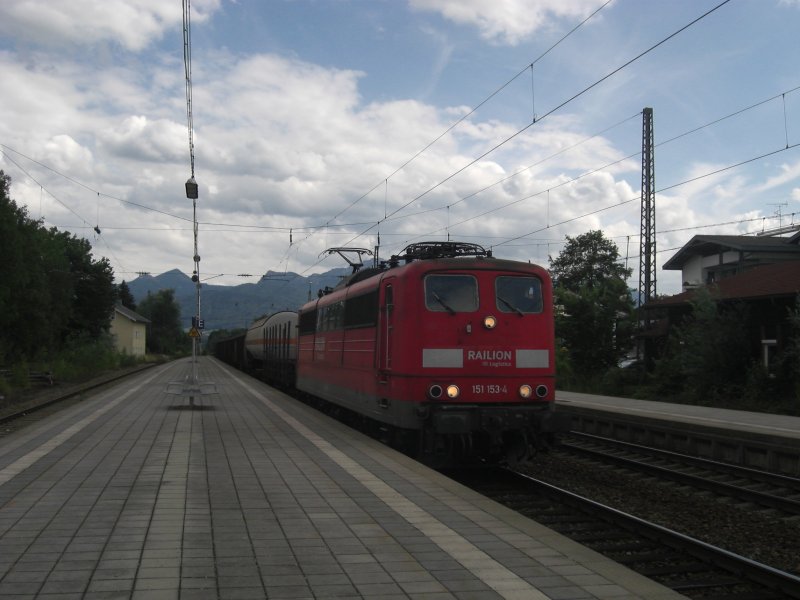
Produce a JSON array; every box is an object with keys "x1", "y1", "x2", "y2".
[{"x1": 472, "y1": 384, "x2": 508, "y2": 394}]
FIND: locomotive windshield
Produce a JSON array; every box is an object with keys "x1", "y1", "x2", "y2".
[
  {"x1": 495, "y1": 276, "x2": 542, "y2": 314},
  {"x1": 425, "y1": 274, "x2": 478, "y2": 313}
]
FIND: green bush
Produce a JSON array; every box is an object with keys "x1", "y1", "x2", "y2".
[
  {"x1": 554, "y1": 345, "x2": 575, "y2": 389},
  {"x1": 0, "y1": 376, "x2": 11, "y2": 399},
  {"x1": 118, "y1": 351, "x2": 140, "y2": 368},
  {"x1": 10, "y1": 361, "x2": 31, "y2": 390},
  {"x1": 50, "y1": 334, "x2": 119, "y2": 382}
]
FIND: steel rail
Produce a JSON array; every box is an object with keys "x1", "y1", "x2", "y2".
[
  {"x1": 560, "y1": 432, "x2": 800, "y2": 514},
  {"x1": 569, "y1": 431, "x2": 800, "y2": 487},
  {"x1": 0, "y1": 364, "x2": 157, "y2": 426},
  {"x1": 507, "y1": 468, "x2": 800, "y2": 599}
]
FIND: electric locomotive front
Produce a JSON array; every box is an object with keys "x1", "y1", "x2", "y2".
[
  {"x1": 296, "y1": 242, "x2": 569, "y2": 465},
  {"x1": 388, "y1": 254, "x2": 566, "y2": 463}
]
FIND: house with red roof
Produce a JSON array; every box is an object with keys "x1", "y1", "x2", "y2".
[
  {"x1": 662, "y1": 231, "x2": 800, "y2": 291},
  {"x1": 644, "y1": 231, "x2": 800, "y2": 370}
]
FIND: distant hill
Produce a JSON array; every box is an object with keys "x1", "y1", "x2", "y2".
[{"x1": 127, "y1": 267, "x2": 350, "y2": 331}]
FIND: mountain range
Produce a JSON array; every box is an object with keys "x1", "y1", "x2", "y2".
[{"x1": 126, "y1": 268, "x2": 350, "y2": 332}]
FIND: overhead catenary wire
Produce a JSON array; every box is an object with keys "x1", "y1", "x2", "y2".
[
  {"x1": 109, "y1": 210, "x2": 799, "y2": 280},
  {"x1": 334, "y1": 0, "x2": 734, "y2": 255},
  {"x1": 494, "y1": 141, "x2": 800, "y2": 249},
  {"x1": 299, "y1": 0, "x2": 615, "y2": 245},
  {"x1": 3, "y1": 0, "x2": 786, "y2": 287},
  {"x1": 183, "y1": 0, "x2": 195, "y2": 179},
  {"x1": 4, "y1": 3, "x2": 614, "y2": 243},
  {"x1": 390, "y1": 83, "x2": 800, "y2": 253},
  {"x1": 3, "y1": 74, "x2": 796, "y2": 262},
  {"x1": 0, "y1": 143, "x2": 195, "y2": 224},
  {"x1": 1, "y1": 149, "x2": 94, "y2": 228}
]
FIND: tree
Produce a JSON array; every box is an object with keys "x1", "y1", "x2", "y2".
[
  {"x1": 550, "y1": 230, "x2": 631, "y2": 288},
  {"x1": 652, "y1": 288, "x2": 753, "y2": 403},
  {"x1": 776, "y1": 296, "x2": 800, "y2": 404},
  {"x1": 118, "y1": 281, "x2": 137, "y2": 311},
  {"x1": 0, "y1": 171, "x2": 51, "y2": 363},
  {"x1": 60, "y1": 232, "x2": 117, "y2": 339},
  {"x1": 0, "y1": 170, "x2": 118, "y2": 363},
  {"x1": 137, "y1": 289, "x2": 189, "y2": 355},
  {"x1": 550, "y1": 230, "x2": 634, "y2": 381}
]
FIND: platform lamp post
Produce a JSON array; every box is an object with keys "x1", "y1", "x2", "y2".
[
  {"x1": 166, "y1": 0, "x2": 216, "y2": 403},
  {"x1": 166, "y1": 176, "x2": 217, "y2": 403},
  {"x1": 165, "y1": 177, "x2": 216, "y2": 401},
  {"x1": 187, "y1": 177, "x2": 199, "y2": 398}
]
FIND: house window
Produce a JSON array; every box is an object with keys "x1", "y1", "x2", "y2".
[{"x1": 762, "y1": 339, "x2": 777, "y2": 371}]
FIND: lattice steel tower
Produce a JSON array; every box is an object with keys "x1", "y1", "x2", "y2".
[{"x1": 639, "y1": 107, "x2": 656, "y2": 307}]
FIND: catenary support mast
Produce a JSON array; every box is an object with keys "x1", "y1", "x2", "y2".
[
  {"x1": 639, "y1": 107, "x2": 656, "y2": 309},
  {"x1": 638, "y1": 107, "x2": 656, "y2": 364}
]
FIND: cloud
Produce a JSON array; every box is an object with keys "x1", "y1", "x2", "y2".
[
  {"x1": 98, "y1": 115, "x2": 186, "y2": 163},
  {"x1": 0, "y1": 19, "x2": 651, "y2": 290},
  {"x1": 408, "y1": 0, "x2": 607, "y2": 45},
  {"x1": 0, "y1": 0, "x2": 220, "y2": 52},
  {"x1": 756, "y1": 159, "x2": 800, "y2": 192}
]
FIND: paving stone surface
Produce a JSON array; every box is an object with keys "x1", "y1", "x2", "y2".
[{"x1": 0, "y1": 358, "x2": 685, "y2": 599}]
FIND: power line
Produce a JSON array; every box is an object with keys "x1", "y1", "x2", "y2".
[
  {"x1": 335, "y1": 0, "x2": 733, "y2": 254},
  {"x1": 494, "y1": 141, "x2": 800, "y2": 249},
  {"x1": 387, "y1": 83, "x2": 800, "y2": 253},
  {"x1": 0, "y1": 144, "x2": 194, "y2": 224},
  {"x1": 9, "y1": 69, "x2": 792, "y2": 246},
  {"x1": 1, "y1": 151, "x2": 92, "y2": 228},
  {"x1": 7, "y1": 82, "x2": 793, "y2": 247},
  {"x1": 316, "y1": 0, "x2": 615, "y2": 233},
  {"x1": 1, "y1": 0, "x2": 775, "y2": 285}
]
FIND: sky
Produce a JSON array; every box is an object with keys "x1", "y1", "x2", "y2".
[{"x1": 1, "y1": 0, "x2": 800, "y2": 296}]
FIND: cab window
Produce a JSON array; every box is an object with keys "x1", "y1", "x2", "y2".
[
  {"x1": 425, "y1": 274, "x2": 478, "y2": 313},
  {"x1": 495, "y1": 276, "x2": 542, "y2": 314}
]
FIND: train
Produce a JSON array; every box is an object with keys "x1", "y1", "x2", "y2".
[{"x1": 215, "y1": 241, "x2": 570, "y2": 467}]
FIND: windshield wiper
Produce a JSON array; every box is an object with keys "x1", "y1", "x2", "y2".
[
  {"x1": 432, "y1": 292, "x2": 456, "y2": 315},
  {"x1": 498, "y1": 296, "x2": 524, "y2": 316}
]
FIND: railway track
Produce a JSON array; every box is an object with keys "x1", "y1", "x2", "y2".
[
  {"x1": 559, "y1": 432, "x2": 800, "y2": 516},
  {"x1": 0, "y1": 364, "x2": 157, "y2": 435},
  {"x1": 454, "y1": 467, "x2": 800, "y2": 599}
]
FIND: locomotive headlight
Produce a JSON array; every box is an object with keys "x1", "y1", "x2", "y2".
[
  {"x1": 483, "y1": 315, "x2": 497, "y2": 329},
  {"x1": 446, "y1": 384, "x2": 460, "y2": 399},
  {"x1": 428, "y1": 384, "x2": 443, "y2": 399},
  {"x1": 519, "y1": 384, "x2": 533, "y2": 399}
]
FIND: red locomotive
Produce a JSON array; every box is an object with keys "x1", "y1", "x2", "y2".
[{"x1": 221, "y1": 241, "x2": 569, "y2": 466}]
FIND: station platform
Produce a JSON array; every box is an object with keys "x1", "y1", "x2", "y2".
[
  {"x1": 556, "y1": 390, "x2": 800, "y2": 441},
  {"x1": 556, "y1": 390, "x2": 800, "y2": 476},
  {"x1": 0, "y1": 357, "x2": 684, "y2": 599}
]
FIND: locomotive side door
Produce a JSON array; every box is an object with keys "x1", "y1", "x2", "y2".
[{"x1": 377, "y1": 280, "x2": 394, "y2": 379}]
